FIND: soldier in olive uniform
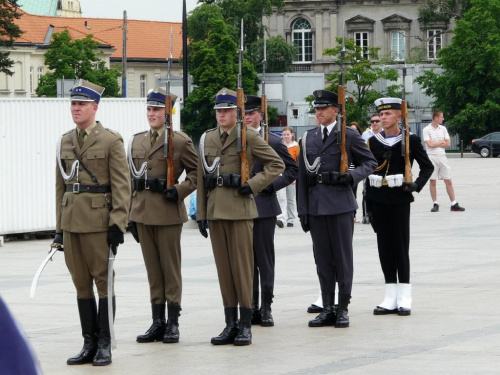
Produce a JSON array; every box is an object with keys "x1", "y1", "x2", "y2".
[
  {"x1": 128, "y1": 88, "x2": 197, "y2": 344},
  {"x1": 244, "y1": 95, "x2": 298, "y2": 327},
  {"x1": 197, "y1": 88, "x2": 285, "y2": 346},
  {"x1": 53, "y1": 80, "x2": 131, "y2": 366},
  {"x1": 297, "y1": 90, "x2": 377, "y2": 329}
]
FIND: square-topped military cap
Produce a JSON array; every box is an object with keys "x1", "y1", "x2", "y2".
[
  {"x1": 214, "y1": 88, "x2": 237, "y2": 109},
  {"x1": 244, "y1": 95, "x2": 262, "y2": 112},
  {"x1": 374, "y1": 97, "x2": 402, "y2": 112},
  {"x1": 313, "y1": 90, "x2": 338, "y2": 108},
  {"x1": 70, "y1": 79, "x2": 105, "y2": 104},
  {"x1": 146, "y1": 87, "x2": 178, "y2": 108}
]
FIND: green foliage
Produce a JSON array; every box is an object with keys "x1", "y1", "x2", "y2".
[
  {"x1": 35, "y1": 30, "x2": 120, "y2": 97},
  {"x1": 248, "y1": 35, "x2": 295, "y2": 73},
  {"x1": 415, "y1": 0, "x2": 500, "y2": 144},
  {"x1": 323, "y1": 37, "x2": 401, "y2": 127},
  {"x1": 267, "y1": 105, "x2": 278, "y2": 123},
  {"x1": 182, "y1": 11, "x2": 258, "y2": 141},
  {"x1": 0, "y1": 0, "x2": 23, "y2": 75},
  {"x1": 419, "y1": 0, "x2": 472, "y2": 24}
]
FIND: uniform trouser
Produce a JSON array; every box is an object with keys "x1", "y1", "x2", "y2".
[
  {"x1": 136, "y1": 223, "x2": 182, "y2": 305},
  {"x1": 308, "y1": 212, "x2": 354, "y2": 295},
  {"x1": 209, "y1": 219, "x2": 254, "y2": 309},
  {"x1": 370, "y1": 201, "x2": 411, "y2": 283},
  {"x1": 277, "y1": 184, "x2": 297, "y2": 223},
  {"x1": 63, "y1": 231, "x2": 113, "y2": 299},
  {"x1": 252, "y1": 217, "x2": 276, "y2": 294}
]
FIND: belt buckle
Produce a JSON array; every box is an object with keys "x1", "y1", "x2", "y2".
[
  {"x1": 316, "y1": 174, "x2": 323, "y2": 184},
  {"x1": 216, "y1": 175, "x2": 224, "y2": 187},
  {"x1": 72, "y1": 183, "x2": 80, "y2": 194}
]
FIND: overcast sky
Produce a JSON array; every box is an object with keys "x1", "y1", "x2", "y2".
[{"x1": 80, "y1": 0, "x2": 200, "y2": 22}]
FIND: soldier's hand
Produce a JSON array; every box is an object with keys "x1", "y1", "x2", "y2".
[
  {"x1": 197, "y1": 220, "x2": 209, "y2": 238},
  {"x1": 337, "y1": 172, "x2": 354, "y2": 187},
  {"x1": 299, "y1": 215, "x2": 310, "y2": 233},
  {"x1": 238, "y1": 183, "x2": 253, "y2": 196},
  {"x1": 52, "y1": 233, "x2": 64, "y2": 251},
  {"x1": 111, "y1": 245, "x2": 118, "y2": 256},
  {"x1": 402, "y1": 182, "x2": 418, "y2": 193},
  {"x1": 108, "y1": 224, "x2": 124, "y2": 249},
  {"x1": 127, "y1": 221, "x2": 140, "y2": 243},
  {"x1": 163, "y1": 186, "x2": 179, "y2": 202}
]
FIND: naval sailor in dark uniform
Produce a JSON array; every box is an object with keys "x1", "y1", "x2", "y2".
[
  {"x1": 244, "y1": 95, "x2": 298, "y2": 327},
  {"x1": 297, "y1": 89, "x2": 377, "y2": 328}
]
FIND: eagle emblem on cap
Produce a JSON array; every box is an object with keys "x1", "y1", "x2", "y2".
[
  {"x1": 380, "y1": 99, "x2": 384, "y2": 104},
  {"x1": 222, "y1": 89, "x2": 227, "y2": 95},
  {"x1": 317, "y1": 91, "x2": 323, "y2": 97},
  {"x1": 154, "y1": 87, "x2": 160, "y2": 93},
  {"x1": 75, "y1": 78, "x2": 83, "y2": 87}
]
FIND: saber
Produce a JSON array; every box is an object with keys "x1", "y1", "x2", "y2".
[
  {"x1": 30, "y1": 244, "x2": 61, "y2": 298},
  {"x1": 107, "y1": 246, "x2": 117, "y2": 349}
]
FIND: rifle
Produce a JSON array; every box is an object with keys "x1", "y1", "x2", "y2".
[
  {"x1": 337, "y1": 24, "x2": 349, "y2": 173},
  {"x1": 260, "y1": 31, "x2": 269, "y2": 143},
  {"x1": 237, "y1": 19, "x2": 250, "y2": 185},
  {"x1": 165, "y1": 27, "x2": 175, "y2": 188},
  {"x1": 401, "y1": 66, "x2": 413, "y2": 182}
]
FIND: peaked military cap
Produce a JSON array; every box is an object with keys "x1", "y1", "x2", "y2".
[
  {"x1": 313, "y1": 90, "x2": 338, "y2": 108},
  {"x1": 375, "y1": 97, "x2": 402, "y2": 112},
  {"x1": 70, "y1": 79, "x2": 105, "y2": 104},
  {"x1": 244, "y1": 95, "x2": 262, "y2": 112},
  {"x1": 214, "y1": 88, "x2": 237, "y2": 109},
  {"x1": 146, "y1": 87, "x2": 178, "y2": 108}
]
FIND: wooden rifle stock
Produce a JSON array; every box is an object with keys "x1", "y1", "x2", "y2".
[
  {"x1": 338, "y1": 86, "x2": 349, "y2": 173},
  {"x1": 165, "y1": 95, "x2": 175, "y2": 188},
  {"x1": 261, "y1": 94, "x2": 269, "y2": 143},
  {"x1": 401, "y1": 100, "x2": 412, "y2": 183},
  {"x1": 237, "y1": 88, "x2": 250, "y2": 185}
]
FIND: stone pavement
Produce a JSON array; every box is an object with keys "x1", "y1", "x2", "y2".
[{"x1": 1, "y1": 155, "x2": 499, "y2": 374}]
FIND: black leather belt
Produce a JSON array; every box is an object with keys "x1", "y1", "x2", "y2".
[
  {"x1": 204, "y1": 173, "x2": 241, "y2": 189},
  {"x1": 66, "y1": 184, "x2": 111, "y2": 194},
  {"x1": 306, "y1": 171, "x2": 340, "y2": 186},
  {"x1": 132, "y1": 178, "x2": 167, "y2": 193}
]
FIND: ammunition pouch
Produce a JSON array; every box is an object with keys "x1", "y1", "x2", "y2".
[
  {"x1": 133, "y1": 178, "x2": 168, "y2": 193},
  {"x1": 306, "y1": 171, "x2": 340, "y2": 186},
  {"x1": 204, "y1": 173, "x2": 241, "y2": 189}
]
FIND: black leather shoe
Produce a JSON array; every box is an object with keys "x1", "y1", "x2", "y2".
[
  {"x1": 276, "y1": 220, "x2": 284, "y2": 228},
  {"x1": 308, "y1": 310, "x2": 335, "y2": 327},
  {"x1": 335, "y1": 293, "x2": 350, "y2": 328},
  {"x1": 211, "y1": 326, "x2": 239, "y2": 345},
  {"x1": 92, "y1": 342, "x2": 111, "y2": 366},
  {"x1": 67, "y1": 335, "x2": 97, "y2": 365},
  {"x1": 307, "y1": 304, "x2": 323, "y2": 314},
  {"x1": 137, "y1": 319, "x2": 166, "y2": 342},
  {"x1": 373, "y1": 306, "x2": 398, "y2": 315},
  {"x1": 163, "y1": 320, "x2": 180, "y2": 343},
  {"x1": 398, "y1": 307, "x2": 411, "y2": 316},
  {"x1": 251, "y1": 308, "x2": 262, "y2": 325},
  {"x1": 260, "y1": 292, "x2": 274, "y2": 327},
  {"x1": 233, "y1": 322, "x2": 252, "y2": 346}
]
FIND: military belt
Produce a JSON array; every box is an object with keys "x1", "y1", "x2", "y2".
[
  {"x1": 306, "y1": 171, "x2": 340, "y2": 186},
  {"x1": 132, "y1": 178, "x2": 168, "y2": 193},
  {"x1": 204, "y1": 173, "x2": 241, "y2": 189},
  {"x1": 66, "y1": 184, "x2": 111, "y2": 194}
]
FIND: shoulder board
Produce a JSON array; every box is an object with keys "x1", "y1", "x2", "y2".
[
  {"x1": 105, "y1": 128, "x2": 119, "y2": 135},
  {"x1": 206, "y1": 127, "x2": 217, "y2": 133},
  {"x1": 62, "y1": 129, "x2": 73, "y2": 136},
  {"x1": 133, "y1": 130, "x2": 148, "y2": 136},
  {"x1": 174, "y1": 131, "x2": 193, "y2": 141}
]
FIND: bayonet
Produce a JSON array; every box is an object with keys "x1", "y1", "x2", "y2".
[
  {"x1": 337, "y1": 23, "x2": 349, "y2": 173},
  {"x1": 165, "y1": 27, "x2": 175, "y2": 187},
  {"x1": 260, "y1": 31, "x2": 269, "y2": 143}
]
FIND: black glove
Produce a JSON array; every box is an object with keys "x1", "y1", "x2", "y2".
[
  {"x1": 262, "y1": 184, "x2": 275, "y2": 195},
  {"x1": 299, "y1": 215, "x2": 310, "y2": 233},
  {"x1": 337, "y1": 172, "x2": 354, "y2": 187},
  {"x1": 197, "y1": 220, "x2": 209, "y2": 238},
  {"x1": 238, "y1": 183, "x2": 253, "y2": 196},
  {"x1": 402, "y1": 182, "x2": 418, "y2": 193},
  {"x1": 163, "y1": 186, "x2": 178, "y2": 202},
  {"x1": 52, "y1": 233, "x2": 64, "y2": 251},
  {"x1": 107, "y1": 224, "x2": 124, "y2": 254},
  {"x1": 127, "y1": 221, "x2": 140, "y2": 243}
]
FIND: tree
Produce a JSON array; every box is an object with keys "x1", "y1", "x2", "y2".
[
  {"x1": 415, "y1": 0, "x2": 500, "y2": 144},
  {"x1": 419, "y1": 0, "x2": 472, "y2": 24},
  {"x1": 36, "y1": 30, "x2": 120, "y2": 97},
  {"x1": 0, "y1": 0, "x2": 23, "y2": 75},
  {"x1": 320, "y1": 38, "x2": 401, "y2": 128},
  {"x1": 248, "y1": 35, "x2": 295, "y2": 73},
  {"x1": 182, "y1": 6, "x2": 258, "y2": 141}
]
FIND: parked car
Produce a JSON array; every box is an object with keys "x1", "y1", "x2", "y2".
[{"x1": 471, "y1": 132, "x2": 500, "y2": 157}]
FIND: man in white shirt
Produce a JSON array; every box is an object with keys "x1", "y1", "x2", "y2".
[
  {"x1": 422, "y1": 110, "x2": 465, "y2": 212},
  {"x1": 362, "y1": 114, "x2": 382, "y2": 142}
]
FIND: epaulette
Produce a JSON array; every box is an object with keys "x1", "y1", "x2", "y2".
[
  {"x1": 174, "y1": 130, "x2": 191, "y2": 140},
  {"x1": 133, "y1": 130, "x2": 148, "y2": 137},
  {"x1": 206, "y1": 127, "x2": 217, "y2": 133},
  {"x1": 105, "y1": 128, "x2": 119, "y2": 135},
  {"x1": 63, "y1": 129, "x2": 73, "y2": 136}
]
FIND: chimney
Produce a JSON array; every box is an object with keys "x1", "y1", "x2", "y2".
[{"x1": 44, "y1": 25, "x2": 54, "y2": 45}]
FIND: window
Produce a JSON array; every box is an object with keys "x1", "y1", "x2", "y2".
[
  {"x1": 427, "y1": 29, "x2": 442, "y2": 59},
  {"x1": 292, "y1": 18, "x2": 312, "y2": 63},
  {"x1": 354, "y1": 32, "x2": 369, "y2": 59},
  {"x1": 37, "y1": 66, "x2": 43, "y2": 82},
  {"x1": 30, "y1": 67, "x2": 34, "y2": 94},
  {"x1": 391, "y1": 31, "x2": 405, "y2": 61},
  {"x1": 140, "y1": 74, "x2": 147, "y2": 97}
]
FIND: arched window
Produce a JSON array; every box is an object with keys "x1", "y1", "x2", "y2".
[
  {"x1": 140, "y1": 74, "x2": 147, "y2": 97},
  {"x1": 30, "y1": 66, "x2": 34, "y2": 94},
  {"x1": 292, "y1": 18, "x2": 312, "y2": 63}
]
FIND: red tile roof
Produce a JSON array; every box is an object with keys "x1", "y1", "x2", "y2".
[{"x1": 14, "y1": 11, "x2": 182, "y2": 60}]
